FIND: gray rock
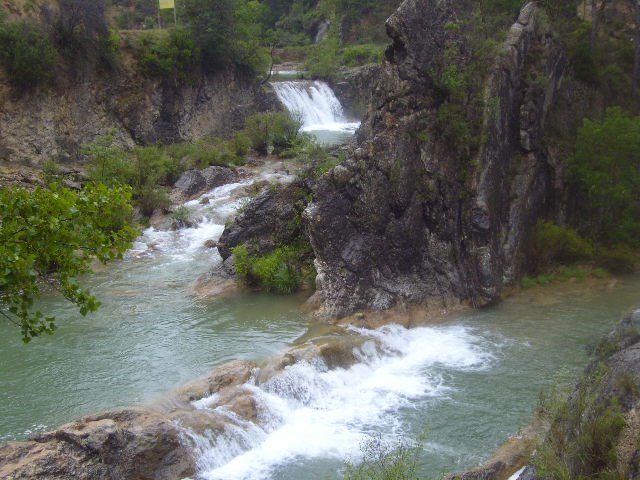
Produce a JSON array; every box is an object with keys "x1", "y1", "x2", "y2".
[
  {"x1": 306, "y1": 1, "x2": 566, "y2": 318},
  {"x1": 174, "y1": 169, "x2": 207, "y2": 197},
  {"x1": 201, "y1": 166, "x2": 238, "y2": 190},
  {"x1": 0, "y1": 409, "x2": 194, "y2": 480}
]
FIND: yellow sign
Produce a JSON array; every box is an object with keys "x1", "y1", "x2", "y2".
[{"x1": 159, "y1": 0, "x2": 175, "y2": 9}]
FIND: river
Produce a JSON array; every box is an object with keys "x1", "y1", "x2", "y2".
[{"x1": 1, "y1": 81, "x2": 639, "y2": 479}]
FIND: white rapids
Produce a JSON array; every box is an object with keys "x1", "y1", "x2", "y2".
[
  {"x1": 183, "y1": 324, "x2": 495, "y2": 480},
  {"x1": 272, "y1": 80, "x2": 360, "y2": 136}
]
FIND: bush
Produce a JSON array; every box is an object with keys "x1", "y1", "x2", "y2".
[
  {"x1": 596, "y1": 246, "x2": 637, "y2": 274},
  {"x1": 244, "y1": 111, "x2": 301, "y2": 156},
  {"x1": 0, "y1": 17, "x2": 56, "y2": 91},
  {"x1": 342, "y1": 435, "x2": 422, "y2": 480},
  {"x1": 570, "y1": 107, "x2": 640, "y2": 248},
  {"x1": 341, "y1": 44, "x2": 384, "y2": 67},
  {"x1": 233, "y1": 242, "x2": 311, "y2": 294},
  {"x1": 137, "y1": 28, "x2": 197, "y2": 82},
  {"x1": 534, "y1": 220, "x2": 594, "y2": 268}
]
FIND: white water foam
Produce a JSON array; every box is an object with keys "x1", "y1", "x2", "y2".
[
  {"x1": 272, "y1": 80, "x2": 360, "y2": 134},
  {"x1": 127, "y1": 166, "x2": 296, "y2": 262},
  {"x1": 185, "y1": 324, "x2": 494, "y2": 480}
]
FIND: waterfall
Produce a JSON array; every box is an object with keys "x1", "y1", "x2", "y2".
[{"x1": 272, "y1": 80, "x2": 360, "y2": 134}]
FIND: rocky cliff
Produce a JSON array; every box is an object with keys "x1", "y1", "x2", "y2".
[
  {"x1": 0, "y1": 66, "x2": 277, "y2": 165},
  {"x1": 304, "y1": 0, "x2": 566, "y2": 317}
]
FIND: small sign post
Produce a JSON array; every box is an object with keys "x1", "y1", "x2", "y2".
[{"x1": 158, "y1": 0, "x2": 177, "y2": 28}]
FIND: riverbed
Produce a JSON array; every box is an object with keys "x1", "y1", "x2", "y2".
[{"x1": 1, "y1": 82, "x2": 639, "y2": 479}]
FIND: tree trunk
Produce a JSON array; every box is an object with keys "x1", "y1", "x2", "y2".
[
  {"x1": 591, "y1": 0, "x2": 598, "y2": 48},
  {"x1": 633, "y1": 0, "x2": 640, "y2": 97}
]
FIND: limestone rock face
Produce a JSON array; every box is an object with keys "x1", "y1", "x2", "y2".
[
  {"x1": 0, "y1": 69, "x2": 278, "y2": 165},
  {"x1": 305, "y1": 0, "x2": 566, "y2": 317},
  {"x1": 0, "y1": 408, "x2": 195, "y2": 480}
]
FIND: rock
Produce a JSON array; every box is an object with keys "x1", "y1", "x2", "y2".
[
  {"x1": 0, "y1": 68, "x2": 281, "y2": 165},
  {"x1": 201, "y1": 166, "x2": 238, "y2": 190},
  {"x1": 305, "y1": 1, "x2": 565, "y2": 318},
  {"x1": 0, "y1": 409, "x2": 195, "y2": 480},
  {"x1": 203, "y1": 240, "x2": 219, "y2": 249},
  {"x1": 200, "y1": 197, "x2": 210, "y2": 205},
  {"x1": 217, "y1": 178, "x2": 313, "y2": 260},
  {"x1": 174, "y1": 170, "x2": 207, "y2": 198},
  {"x1": 173, "y1": 360, "x2": 257, "y2": 404}
]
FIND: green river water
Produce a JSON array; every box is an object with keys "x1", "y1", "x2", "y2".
[{"x1": 1, "y1": 92, "x2": 639, "y2": 478}]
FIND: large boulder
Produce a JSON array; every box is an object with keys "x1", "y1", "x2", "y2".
[
  {"x1": 0, "y1": 409, "x2": 195, "y2": 480},
  {"x1": 305, "y1": 1, "x2": 566, "y2": 317}
]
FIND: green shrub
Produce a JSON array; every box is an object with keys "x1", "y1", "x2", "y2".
[
  {"x1": 0, "y1": 18, "x2": 56, "y2": 91},
  {"x1": 570, "y1": 107, "x2": 640, "y2": 248},
  {"x1": 596, "y1": 246, "x2": 637, "y2": 274},
  {"x1": 137, "y1": 28, "x2": 197, "y2": 82},
  {"x1": 170, "y1": 205, "x2": 195, "y2": 229},
  {"x1": 534, "y1": 220, "x2": 594, "y2": 268},
  {"x1": 244, "y1": 111, "x2": 301, "y2": 156},
  {"x1": 341, "y1": 44, "x2": 385, "y2": 67},
  {"x1": 232, "y1": 242, "x2": 311, "y2": 294},
  {"x1": 342, "y1": 435, "x2": 421, "y2": 480}
]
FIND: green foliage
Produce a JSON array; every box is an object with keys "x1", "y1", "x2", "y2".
[
  {"x1": 137, "y1": 28, "x2": 197, "y2": 82},
  {"x1": 595, "y1": 247, "x2": 638, "y2": 275},
  {"x1": 570, "y1": 107, "x2": 640, "y2": 248},
  {"x1": 535, "y1": 359, "x2": 628, "y2": 480},
  {"x1": 305, "y1": 34, "x2": 341, "y2": 79},
  {"x1": 232, "y1": 241, "x2": 311, "y2": 293},
  {"x1": 342, "y1": 435, "x2": 422, "y2": 480},
  {"x1": 0, "y1": 16, "x2": 56, "y2": 91},
  {"x1": 534, "y1": 220, "x2": 594, "y2": 268},
  {"x1": 244, "y1": 111, "x2": 301, "y2": 156},
  {"x1": 180, "y1": 0, "x2": 269, "y2": 75},
  {"x1": 0, "y1": 183, "x2": 137, "y2": 342},
  {"x1": 341, "y1": 44, "x2": 385, "y2": 67},
  {"x1": 83, "y1": 131, "x2": 181, "y2": 217},
  {"x1": 169, "y1": 205, "x2": 195, "y2": 229}
]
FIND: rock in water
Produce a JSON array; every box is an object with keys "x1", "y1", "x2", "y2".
[
  {"x1": 305, "y1": 1, "x2": 565, "y2": 318},
  {"x1": 0, "y1": 409, "x2": 195, "y2": 479},
  {"x1": 174, "y1": 169, "x2": 207, "y2": 198}
]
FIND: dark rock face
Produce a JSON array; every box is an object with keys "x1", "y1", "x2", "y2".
[
  {"x1": 174, "y1": 166, "x2": 239, "y2": 199},
  {"x1": 0, "y1": 409, "x2": 194, "y2": 480},
  {"x1": 332, "y1": 64, "x2": 382, "y2": 118},
  {"x1": 174, "y1": 169, "x2": 208, "y2": 198},
  {"x1": 305, "y1": 0, "x2": 566, "y2": 317},
  {"x1": 218, "y1": 178, "x2": 313, "y2": 260}
]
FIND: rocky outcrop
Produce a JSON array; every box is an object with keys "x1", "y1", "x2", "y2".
[
  {"x1": 174, "y1": 165, "x2": 239, "y2": 199},
  {"x1": 304, "y1": 0, "x2": 566, "y2": 318},
  {"x1": 512, "y1": 309, "x2": 640, "y2": 480},
  {"x1": 0, "y1": 67, "x2": 278, "y2": 165},
  {"x1": 332, "y1": 64, "x2": 382, "y2": 117},
  {"x1": 218, "y1": 177, "x2": 313, "y2": 260},
  {"x1": 0, "y1": 408, "x2": 194, "y2": 480}
]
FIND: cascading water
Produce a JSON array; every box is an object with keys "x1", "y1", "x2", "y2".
[
  {"x1": 183, "y1": 324, "x2": 495, "y2": 480},
  {"x1": 272, "y1": 80, "x2": 360, "y2": 144}
]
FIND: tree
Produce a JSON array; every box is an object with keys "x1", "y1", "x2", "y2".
[
  {"x1": 180, "y1": 0, "x2": 268, "y2": 74},
  {"x1": 570, "y1": 107, "x2": 640, "y2": 246},
  {"x1": 0, "y1": 183, "x2": 138, "y2": 342}
]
